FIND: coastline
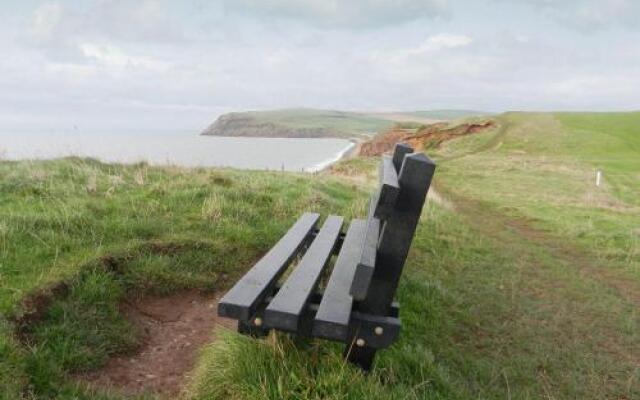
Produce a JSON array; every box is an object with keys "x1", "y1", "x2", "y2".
[{"x1": 307, "y1": 139, "x2": 359, "y2": 173}]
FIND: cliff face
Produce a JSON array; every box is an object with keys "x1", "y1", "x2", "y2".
[
  {"x1": 201, "y1": 112, "x2": 341, "y2": 138},
  {"x1": 360, "y1": 120, "x2": 496, "y2": 156}
]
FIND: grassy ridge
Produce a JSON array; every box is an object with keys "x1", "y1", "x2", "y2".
[
  {"x1": 436, "y1": 112, "x2": 639, "y2": 273},
  {"x1": 245, "y1": 109, "x2": 393, "y2": 135},
  {"x1": 203, "y1": 109, "x2": 395, "y2": 138}
]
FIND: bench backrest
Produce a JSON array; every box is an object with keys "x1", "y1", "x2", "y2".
[{"x1": 350, "y1": 143, "x2": 436, "y2": 315}]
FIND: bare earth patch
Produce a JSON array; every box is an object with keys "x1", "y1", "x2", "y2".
[{"x1": 78, "y1": 290, "x2": 236, "y2": 397}]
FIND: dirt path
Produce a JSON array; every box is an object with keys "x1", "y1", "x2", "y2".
[
  {"x1": 439, "y1": 186, "x2": 640, "y2": 308},
  {"x1": 78, "y1": 290, "x2": 236, "y2": 397}
]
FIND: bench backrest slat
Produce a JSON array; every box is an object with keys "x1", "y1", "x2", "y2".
[
  {"x1": 392, "y1": 143, "x2": 414, "y2": 172},
  {"x1": 348, "y1": 212, "x2": 380, "y2": 301},
  {"x1": 264, "y1": 216, "x2": 344, "y2": 332},
  {"x1": 357, "y1": 144, "x2": 436, "y2": 314},
  {"x1": 373, "y1": 155, "x2": 400, "y2": 220},
  {"x1": 217, "y1": 212, "x2": 320, "y2": 321}
]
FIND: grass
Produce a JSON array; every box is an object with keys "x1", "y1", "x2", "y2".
[
  {"x1": 1, "y1": 111, "x2": 639, "y2": 399},
  {"x1": 206, "y1": 108, "x2": 396, "y2": 138},
  {"x1": 187, "y1": 188, "x2": 639, "y2": 399},
  {"x1": 0, "y1": 158, "x2": 367, "y2": 398},
  {"x1": 433, "y1": 112, "x2": 639, "y2": 275}
]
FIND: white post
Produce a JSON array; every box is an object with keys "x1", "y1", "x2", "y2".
[{"x1": 595, "y1": 169, "x2": 602, "y2": 187}]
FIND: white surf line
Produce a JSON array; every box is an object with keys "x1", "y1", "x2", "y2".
[{"x1": 307, "y1": 141, "x2": 356, "y2": 173}]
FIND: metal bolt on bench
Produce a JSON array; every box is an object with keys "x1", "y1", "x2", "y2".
[{"x1": 217, "y1": 143, "x2": 436, "y2": 370}]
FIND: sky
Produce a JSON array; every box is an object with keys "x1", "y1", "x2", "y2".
[{"x1": 0, "y1": 0, "x2": 639, "y2": 132}]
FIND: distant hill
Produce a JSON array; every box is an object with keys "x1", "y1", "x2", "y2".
[
  {"x1": 201, "y1": 109, "x2": 394, "y2": 139},
  {"x1": 201, "y1": 108, "x2": 490, "y2": 139}
]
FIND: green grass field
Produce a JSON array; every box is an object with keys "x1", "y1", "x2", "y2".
[
  {"x1": 1, "y1": 112, "x2": 638, "y2": 399},
  {"x1": 436, "y1": 112, "x2": 639, "y2": 275},
  {"x1": 251, "y1": 109, "x2": 394, "y2": 135}
]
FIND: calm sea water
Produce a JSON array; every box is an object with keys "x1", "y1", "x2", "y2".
[{"x1": 0, "y1": 132, "x2": 354, "y2": 172}]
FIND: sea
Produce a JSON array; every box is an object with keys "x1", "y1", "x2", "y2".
[{"x1": 0, "y1": 131, "x2": 355, "y2": 172}]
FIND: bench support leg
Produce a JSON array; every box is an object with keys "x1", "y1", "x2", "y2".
[
  {"x1": 344, "y1": 345, "x2": 377, "y2": 371},
  {"x1": 238, "y1": 320, "x2": 269, "y2": 338}
]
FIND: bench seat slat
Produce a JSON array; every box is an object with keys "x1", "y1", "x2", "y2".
[
  {"x1": 313, "y1": 219, "x2": 368, "y2": 340},
  {"x1": 217, "y1": 212, "x2": 320, "y2": 321},
  {"x1": 264, "y1": 216, "x2": 344, "y2": 331}
]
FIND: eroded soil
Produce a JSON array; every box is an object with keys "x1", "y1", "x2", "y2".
[
  {"x1": 360, "y1": 120, "x2": 495, "y2": 156},
  {"x1": 78, "y1": 290, "x2": 236, "y2": 397}
]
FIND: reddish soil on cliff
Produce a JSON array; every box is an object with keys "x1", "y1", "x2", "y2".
[{"x1": 360, "y1": 120, "x2": 495, "y2": 157}]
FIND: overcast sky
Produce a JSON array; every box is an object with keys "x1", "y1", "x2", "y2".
[{"x1": 1, "y1": 0, "x2": 639, "y2": 132}]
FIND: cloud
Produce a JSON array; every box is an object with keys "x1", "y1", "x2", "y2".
[
  {"x1": 79, "y1": 43, "x2": 170, "y2": 71},
  {"x1": 406, "y1": 33, "x2": 473, "y2": 54},
  {"x1": 86, "y1": 0, "x2": 186, "y2": 42},
  {"x1": 29, "y1": 2, "x2": 64, "y2": 41},
  {"x1": 220, "y1": 0, "x2": 450, "y2": 28},
  {"x1": 510, "y1": 0, "x2": 640, "y2": 31},
  {"x1": 2, "y1": 0, "x2": 639, "y2": 132},
  {"x1": 374, "y1": 33, "x2": 474, "y2": 72},
  {"x1": 27, "y1": 0, "x2": 185, "y2": 47}
]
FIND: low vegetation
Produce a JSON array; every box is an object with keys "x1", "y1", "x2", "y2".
[
  {"x1": 0, "y1": 159, "x2": 367, "y2": 398},
  {"x1": 201, "y1": 108, "x2": 395, "y2": 138},
  {"x1": 435, "y1": 112, "x2": 639, "y2": 276},
  {"x1": 1, "y1": 111, "x2": 638, "y2": 399}
]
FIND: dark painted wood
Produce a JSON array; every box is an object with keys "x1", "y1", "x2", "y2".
[
  {"x1": 349, "y1": 214, "x2": 380, "y2": 301},
  {"x1": 217, "y1": 212, "x2": 320, "y2": 320},
  {"x1": 345, "y1": 344, "x2": 377, "y2": 371},
  {"x1": 237, "y1": 320, "x2": 268, "y2": 337},
  {"x1": 311, "y1": 228, "x2": 346, "y2": 250},
  {"x1": 219, "y1": 144, "x2": 436, "y2": 372},
  {"x1": 349, "y1": 312, "x2": 401, "y2": 348},
  {"x1": 235, "y1": 294, "x2": 402, "y2": 346},
  {"x1": 353, "y1": 300, "x2": 400, "y2": 317},
  {"x1": 380, "y1": 155, "x2": 399, "y2": 190},
  {"x1": 313, "y1": 219, "x2": 367, "y2": 340},
  {"x1": 373, "y1": 155, "x2": 400, "y2": 219},
  {"x1": 359, "y1": 151, "x2": 436, "y2": 315},
  {"x1": 316, "y1": 308, "x2": 401, "y2": 348},
  {"x1": 392, "y1": 142, "x2": 413, "y2": 172},
  {"x1": 344, "y1": 144, "x2": 434, "y2": 370},
  {"x1": 264, "y1": 216, "x2": 344, "y2": 332}
]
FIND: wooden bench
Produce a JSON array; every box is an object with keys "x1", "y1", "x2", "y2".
[{"x1": 217, "y1": 143, "x2": 436, "y2": 370}]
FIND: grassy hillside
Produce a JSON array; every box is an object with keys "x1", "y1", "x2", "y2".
[
  {"x1": 1, "y1": 111, "x2": 638, "y2": 399},
  {"x1": 202, "y1": 109, "x2": 395, "y2": 138},
  {"x1": 435, "y1": 112, "x2": 639, "y2": 274}
]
